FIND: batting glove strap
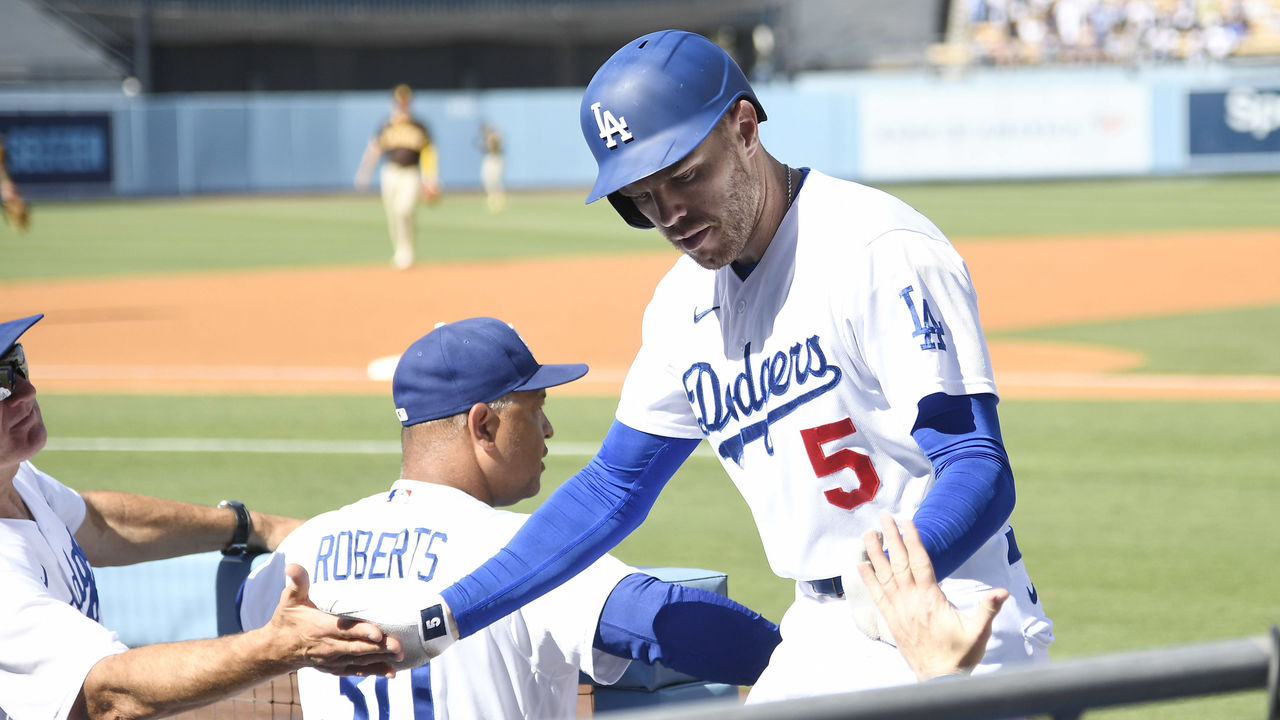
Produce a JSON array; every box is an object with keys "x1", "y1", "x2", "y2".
[
  {"x1": 415, "y1": 600, "x2": 459, "y2": 654},
  {"x1": 316, "y1": 587, "x2": 458, "y2": 669},
  {"x1": 840, "y1": 539, "x2": 898, "y2": 647}
]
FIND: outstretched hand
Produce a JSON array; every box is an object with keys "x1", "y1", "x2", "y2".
[
  {"x1": 268, "y1": 564, "x2": 404, "y2": 677},
  {"x1": 856, "y1": 516, "x2": 1008, "y2": 681},
  {"x1": 420, "y1": 181, "x2": 441, "y2": 205}
]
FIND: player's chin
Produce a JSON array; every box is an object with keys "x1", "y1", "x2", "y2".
[{"x1": 685, "y1": 244, "x2": 734, "y2": 271}]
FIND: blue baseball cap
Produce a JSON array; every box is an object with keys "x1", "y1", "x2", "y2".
[
  {"x1": 1, "y1": 314, "x2": 43, "y2": 355},
  {"x1": 392, "y1": 317, "x2": 588, "y2": 426}
]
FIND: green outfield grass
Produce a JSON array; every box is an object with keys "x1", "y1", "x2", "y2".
[
  {"x1": 31, "y1": 392, "x2": 1280, "y2": 719},
  {"x1": 889, "y1": 174, "x2": 1280, "y2": 237},
  {"x1": 4, "y1": 174, "x2": 1278, "y2": 280},
  {"x1": 997, "y1": 305, "x2": 1280, "y2": 375}
]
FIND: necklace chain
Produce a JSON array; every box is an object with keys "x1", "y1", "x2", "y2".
[{"x1": 785, "y1": 165, "x2": 793, "y2": 206}]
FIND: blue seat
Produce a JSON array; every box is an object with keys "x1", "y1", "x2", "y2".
[{"x1": 586, "y1": 566, "x2": 740, "y2": 713}]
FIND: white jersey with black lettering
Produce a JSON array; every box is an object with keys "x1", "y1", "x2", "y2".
[
  {"x1": 618, "y1": 169, "x2": 998, "y2": 582},
  {"x1": 240, "y1": 480, "x2": 634, "y2": 720}
]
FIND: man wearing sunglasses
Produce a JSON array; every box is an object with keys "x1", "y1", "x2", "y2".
[{"x1": 0, "y1": 313, "x2": 403, "y2": 720}]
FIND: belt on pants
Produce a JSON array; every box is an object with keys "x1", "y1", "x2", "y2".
[{"x1": 804, "y1": 576, "x2": 845, "y2": 598}]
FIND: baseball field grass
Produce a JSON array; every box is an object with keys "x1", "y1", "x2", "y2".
[{"x1": 9, "y1": 173, "x2": 1280, "y2": 718}]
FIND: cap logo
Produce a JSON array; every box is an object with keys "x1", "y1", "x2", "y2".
[{"x1": 590, "y1": 101, "x2": 633, "y2": 148}]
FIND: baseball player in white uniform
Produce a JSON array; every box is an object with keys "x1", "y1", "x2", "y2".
[
  {"x1": 239, "y1": 317, "x2": 782, "y2": 719},
  {"x1": 0, "y1": 313, "x2": 399, "y2": 720},
  {"x1": 365, "y1": 30, "x2": 1055, "y2": 703}
]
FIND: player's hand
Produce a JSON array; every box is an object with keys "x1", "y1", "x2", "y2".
[
  {"x1": 267, "y1": 564, "x2": 405, "y2": 677},
  {"x1": 2, "y1": 183, "x2": 29, "y2": 233},
  {"x1": 856, "y1": 515, "x2": 1008, "y2": 681},
  {"x1": 312, "y1": 579, "x2": 458, "y2": 671},
  {"x1": 841, "y1": 538, "x2": 897, "y2": 646},
  {"x1": 420, "y1": 181, "x2": 441, "y2": 205}
]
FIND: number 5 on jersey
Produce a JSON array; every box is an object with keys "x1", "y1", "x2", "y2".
[{"x1": 800, "y1": 418, "x2": 881, "y2": 510}]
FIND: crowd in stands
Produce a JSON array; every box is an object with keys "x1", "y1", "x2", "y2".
[{"x1": 955, "y1": 0, "x2": 1280, "y2": 65}]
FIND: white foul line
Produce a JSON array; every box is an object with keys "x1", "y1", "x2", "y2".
[
  {"x1": 45, "y1": 437, "x2": 604, "y2": 456},
  {"x1": 42, "y1": 437, "x2": 715, "y2": 458}
]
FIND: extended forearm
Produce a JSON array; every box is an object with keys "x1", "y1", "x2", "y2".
[
  {"x1": 79, "y1": 632, "x2": 288, "y2": 720},
  {"x1": 77, "y1": 491, "x2": 300, "y2": 566},
  {"x1": 443, "y1": 423, "x2": 697, "y2": 636}
]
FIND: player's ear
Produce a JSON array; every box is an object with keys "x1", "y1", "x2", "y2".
[
  {"x1": 466, "y1": 402, "x2": 499, "y2": 447},
  {"x1": 727, "y1": 99, "x2": 760, "y2": 156}
]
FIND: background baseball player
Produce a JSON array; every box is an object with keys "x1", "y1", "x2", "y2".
[
  {"x1": 349, "y1": 29, "x2": 1054, "y2": 703},
  {"x1": 355, "y1": 84, "x2": 441, "y2": 270},
  {"x1": 478, "y1": 122, "x2": 506, "y2": 213},
  {"x1": 0, "y1": 313, "x2": 400, "y2": 720},
  {"x1": 239, "y1": 317, "x2": 782, "y2": 719},
  {"x1": 0, "y1": 133, "x2": 30, "y2": 233}
]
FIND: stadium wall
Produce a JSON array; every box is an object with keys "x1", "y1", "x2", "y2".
[{"x1": 0, "y1": 62, "x2": 1277, "y2": 198}]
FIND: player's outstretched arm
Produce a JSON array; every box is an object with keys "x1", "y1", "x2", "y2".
[
  {"x1": 857, "y1": 515, "x2": 1008, "y2": 681},
  {"x1": 354, "y1": 140, "x2": 381, "y2": 189},
  {"x1": 76, "y1": 491, "x2": 302, "y2": 566},
  {"x1": 442, "y1": 422, "x2": 699, "y2": 638},
  {"x1": 75, "y1": 565, "x2": 401, "y2": 720}
]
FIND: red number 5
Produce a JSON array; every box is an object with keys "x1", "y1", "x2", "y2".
[{"x1": 800, "y1": 418, "x2": 881, "y2": 510}]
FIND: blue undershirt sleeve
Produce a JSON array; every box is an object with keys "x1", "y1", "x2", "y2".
[
  {"x1": 441, "y1": 421, "x2": 700, "y2": 637},
  {"x1": 910, "y1": 392, "x2": 1016, "y2": 580},
  {"x1": 594, "y1": 573, "x2": 781, "y2": 686}
]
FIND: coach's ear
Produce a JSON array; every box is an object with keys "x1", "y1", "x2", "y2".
[{"x1": 466, "y1": 402, "x2": 499, "y2": 447}]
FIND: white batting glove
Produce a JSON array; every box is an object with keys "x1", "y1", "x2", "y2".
[
  {"x1": 311, "y1": 581, "x2": 458, "y2": 670},
  {"x1": 841, "y1": 535, "x2": 898, "y2": 647}
]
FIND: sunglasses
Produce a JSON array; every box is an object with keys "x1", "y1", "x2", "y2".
[{"x1": 1, "y1": 343, "x2": 28, "y2": 401}]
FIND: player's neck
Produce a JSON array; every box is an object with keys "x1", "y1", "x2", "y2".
[
  {"x1": 737, "y1": 157, "x2": 792, "y2": 266},
  {"x1": 0, "y1": 474, "x2": 33, "y2": 520}
]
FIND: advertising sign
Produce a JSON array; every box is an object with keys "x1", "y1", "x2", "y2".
[
  {"x1": 0, "y1": 113, "x2": 113, "y2": 184},
  {"x1": 1188, "y1": 87, "x2": 1280, "y2": 155},
  {"x1": 858, "y1": 84, "x2": 1152, "y2": 181}
]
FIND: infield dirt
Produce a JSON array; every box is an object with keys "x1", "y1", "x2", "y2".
[{"x1": 5, "y1": 227, "x2": 1278, "y2": 399}]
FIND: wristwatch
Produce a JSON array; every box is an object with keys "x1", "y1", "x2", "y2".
[{"x1": 217, "y1": 500, "x2": 252, "y2": 556}]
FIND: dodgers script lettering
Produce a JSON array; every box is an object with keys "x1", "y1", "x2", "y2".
[{"x1": 682, "y1": 334, "x2": 843, "y2": 465}]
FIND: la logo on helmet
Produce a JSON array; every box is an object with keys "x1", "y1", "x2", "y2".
[{"x1": 590, "y1": 102, "x2": 632, "y2": 148}]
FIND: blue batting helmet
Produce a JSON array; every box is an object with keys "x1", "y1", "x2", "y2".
[{"x1": 580, "y1": 29, "x2": 766, "y2": 228}]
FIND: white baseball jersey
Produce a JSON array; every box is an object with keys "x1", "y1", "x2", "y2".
[
  {"x1": 618, "y1": 169, "x2": 998, "y2": 581},
  {"x1": 0, "y1": 463, "x2": 129, "y2": 720},
  {"x1": 240, "y1": 480, "x2": 635, "y2": 720},
  {"x1": 617, "y1": 169, "x2": 1053, "y2": 700}
]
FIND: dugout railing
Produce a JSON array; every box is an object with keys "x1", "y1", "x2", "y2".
[{"x1": 601, "y1": 627, "x2": 1280, "y2": 720}]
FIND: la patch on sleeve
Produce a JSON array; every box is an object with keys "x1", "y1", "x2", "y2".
[{"x1": 898, "y1": 284, "x2": 947, "y2": 351}]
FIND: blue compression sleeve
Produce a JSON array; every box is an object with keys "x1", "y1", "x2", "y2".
[
  {"x1": 910, "y1": 392, "x2": 1015, "y2": 580},
  {"x1": 594, "y1": 573, "x2": 781, "y2": 686},
  {"x1": 442, "y1": 422, "x2": 700, "y2": 637}
]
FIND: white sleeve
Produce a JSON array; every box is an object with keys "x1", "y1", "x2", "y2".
[
  {"x1": 518, "y1": 553, "x2": 637, "y2": 685},
  {"x1": 0, "y1": 571, "x2": 128, "y2": 720},
  {"x1": 239, "y1": 551, "x2": 288, "y2": 632},
  {"x1": 853, "y1": 230, "x2": 998, "y2": 410},
  {"x1": 616, "y1": 277, "x2": 704, "y2": 439}
]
